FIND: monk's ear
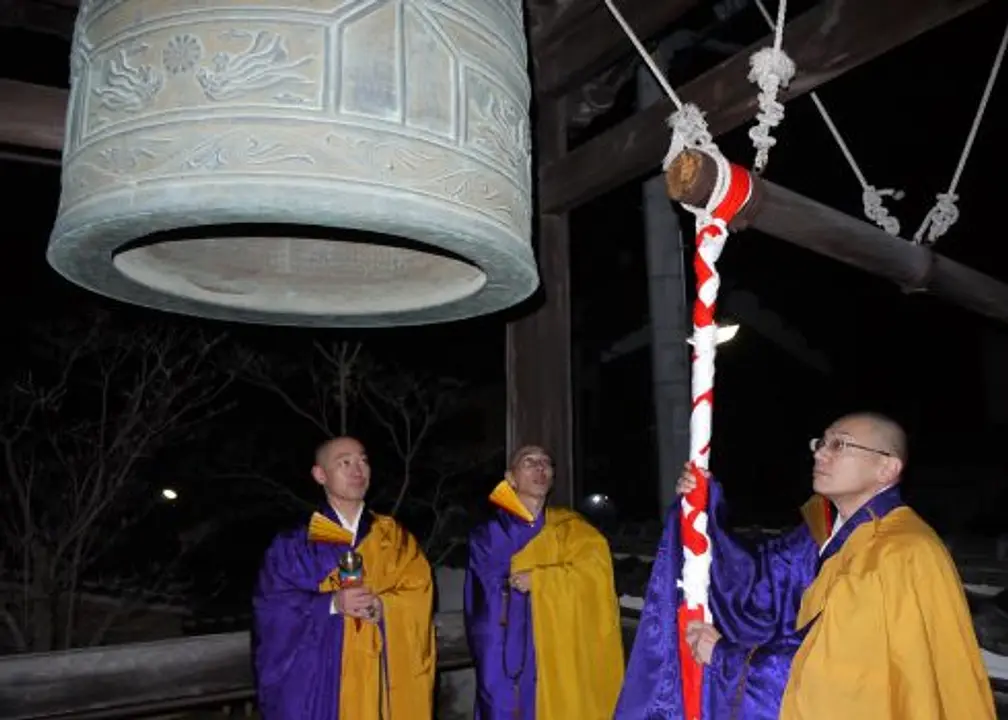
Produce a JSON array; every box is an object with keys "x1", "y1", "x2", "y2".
[
  {"x1": 505, "y1": 470, "x2": 516, "y2": 488},
  {"x1": 310, "y1": 464, "x2": 327, "y2": 486},
  {"x1": 880, "y1": 456, "x2": 903, "y2": 484}
]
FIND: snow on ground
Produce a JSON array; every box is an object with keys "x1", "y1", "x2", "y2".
[
  {"x1": 986, "y1": 649, "x2": 1008, "y2": 681},
  {"x1": 967, "y1": 583, "x2": 1005, "y2": 598}
]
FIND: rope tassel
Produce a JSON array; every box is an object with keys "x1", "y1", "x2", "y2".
[
  {"x1": 914, "y1": 192, "x2": 960, "y2": 245},
  {"x1": 748, "y1": 47, "x2": 795, "y2": 173},
  {"x1": 862, "y1": 185, "x2": 906, "y2": 236},
  {"x1": 913, "y1": 17, "x2": 1007, "y2": 245},
  {"x1": 747, "y1": 0, "x2": 794, "y2": 173}
]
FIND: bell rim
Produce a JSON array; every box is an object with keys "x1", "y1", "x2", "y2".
[{"x1": 47, "y1": 179, "x2": 539, "y2": 327}]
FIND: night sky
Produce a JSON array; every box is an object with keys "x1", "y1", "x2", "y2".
[{"x1": 1, "y1": 1, "x2": 1006, "y2": 617}]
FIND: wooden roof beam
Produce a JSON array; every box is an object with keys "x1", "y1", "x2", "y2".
[
  {"x1": 666, "y1": 149, "x2": 1008, "y2": 325},
  {"x1": 531, "y1": 0, "x2": 701, "y2": 99},
  {"x1": 0, "y1": 0, "x2": 76, "y2": 39},
  {"x1": 540, "y1": 0, "x2": 990, "y2": 214},
  {"x1": 0, "y1": 78, "x2": 66, "y2": 153}
]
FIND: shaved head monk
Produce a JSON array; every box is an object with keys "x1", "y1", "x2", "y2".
[
  {"x1": 253, "y1": 436, "x2": 436, "y2": 720},
  {"x1": 617, "y1": 412, "x2": 995, "y2": 719},
  {"x1": 464, "y1": 445, "x2": 625, "y2": 719}
]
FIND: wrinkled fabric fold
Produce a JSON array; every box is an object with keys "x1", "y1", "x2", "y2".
[
  {"x1": 253, "y1": 507, "x2": 435, "y2": 720},
  {"x1": 615, "y1": 479, "x2": 821, "y2": 719},
  {"x1": 253, "y1": 531, "x2": 346, "y2": 720},
  {"x1": 782, "y1": 490, "x2": 995, "y2": 719},
  {"x1": 465, "y1": 509, "x2": 544, "y2": 720},
  {"x1": 465, "y1": 507, "x2": 624, "y2": 720},
  {"x1": 511, "y1": 508, "x2": 624, "y2": 720}
]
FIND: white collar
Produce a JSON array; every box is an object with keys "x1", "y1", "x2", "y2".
[
  {"x1": 820, "y1": 513, "x2": 845, "y2": 556},
  {"x1": 332, "y1": 504, "x2": 364, "y2": 542}
]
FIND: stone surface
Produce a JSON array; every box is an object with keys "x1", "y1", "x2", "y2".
[{"x1": 49, "y1": 0, "x2": 537, "y2": 326}]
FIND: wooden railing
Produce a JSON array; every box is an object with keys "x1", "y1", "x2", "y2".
[{"x1": 0, "y1": 611, "x2": 474, "y2": 720}]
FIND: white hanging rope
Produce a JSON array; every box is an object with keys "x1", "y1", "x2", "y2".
[
  {"x1": 752, "y1": 0, "x2": 904, "y2": 236},
  {"x1": 913, "y1": 18, "x2": 1008, "y2": 245},
  {"x1": 601, "y1": 0, "x2": 720, "y2": 168},
  {"x1": 602, "y1": 0, "x2": 681, "y2": 110},
  {"x1": 747, "y1": 0, "x2": 795, "y2": 173}
]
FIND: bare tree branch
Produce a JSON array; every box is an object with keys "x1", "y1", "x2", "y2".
[
  {"x1": 207, "y1": 471, "x2": 315, "y2": 514},
  {"x1": 416, "y1": 442, "x2": 502, "y2": 562},
  {"x1": 360, "y1": 370, "x2": 459, "y2": 517},
  {"x1": 0, "y1": 310, "x2": 234, "y2": 651},
  {"x1": 313, "y1": 340, "x2": 363, "y2": 436},
  {"x1": 228, "y1": 340, "x2": 484, "y2": 567},
  {"x1": 236, "y1": 347, "x2": 333, "y2": 437}
]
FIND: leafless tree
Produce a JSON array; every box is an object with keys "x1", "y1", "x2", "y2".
[
  {"x1": 413, "y1": 441, "x2": 503, "y2": 566},
  {"x1": 240, "y1": 340, "x2": 365, "y2": 437},
  {"x1": 362, "y1": 369, "x2": 461, "y2": 516},
  {"x1": 237, "y1": 341, "x2": 463, "y2": 519},
  {"x1": 0, "y1": 313, "x2": 235, "y2": 652}
]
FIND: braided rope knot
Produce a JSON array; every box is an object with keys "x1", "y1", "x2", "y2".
[
  {"x1": 663, "y1": 104, "x2": 716, "y2": 171},
  {"x1": 747, "y1": 47, "x2": 795, "y2": 172},
  {"x1": 913, "y1": 192, "x2": 960, "y2": 245},
  {"x1": 862, "y1": 186, "x2": 905, "y2": 236}
]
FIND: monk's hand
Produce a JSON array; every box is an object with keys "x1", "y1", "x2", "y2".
[
  {"x1": 364, "y1": 596, "x2": 383, "y2": 623},
  {"x1": 677, "y1": 462, "x2": 706, "y2": 496},
  {"x1": 336, "y1": 587, "x2": 377, "y2": 618},
  {"x1": 509, "y1": 571, "x2": 531, "y2": 594},
  {"x1": 685, "y1": 621, "x2": 720, "y2": 665}
]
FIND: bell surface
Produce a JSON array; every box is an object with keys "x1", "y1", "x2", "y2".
[{"x1": 49, "y1": 0, "x2": 538, "y2": 327}]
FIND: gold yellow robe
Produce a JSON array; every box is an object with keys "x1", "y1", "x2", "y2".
[
  {"x1": 253, "y1": 511, "x2": 435, "y2": 720},
  {"x1": 340, "y1": 515, "x2": 436, "y2": 719},
  {"x1": 781, "y1": 506, "x2": 995, "y2": 719},
  {"x1": 511, "y1": 507, "x2": 625, "y2": 719}
]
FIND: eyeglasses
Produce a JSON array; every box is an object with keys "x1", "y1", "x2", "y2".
[
  {"x1": 809, "y1": 437, "x2": 893, "y2": 458},
  {"x1": 519, "y1": 456, "x2": 553, "y2": 469}
]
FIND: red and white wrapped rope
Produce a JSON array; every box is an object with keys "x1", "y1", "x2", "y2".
[
  {"x1": 596, "y1": 3, "x2": 758, "y2": 717},
  {"x1": 665, "y1": 145, "x2": 753, "y2": 720}
]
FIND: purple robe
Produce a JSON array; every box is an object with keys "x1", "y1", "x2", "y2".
[
  {"x1": 616, "y1": 481, "x2": 905, "y2": 719},
  {"x1": 464, "y1": 508, "x2": 546, "y2": 720},
  {"x1": 252, "y1": 507, "x2": 375, "y2": 720}
]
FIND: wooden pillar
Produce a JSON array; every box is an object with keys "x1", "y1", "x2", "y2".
[
  {"x1": 638, "y1": 67, "x2": 691, "y2": 516},
  {"x1": 506, "y1": 97, "x2": 574, "y2": 508}
]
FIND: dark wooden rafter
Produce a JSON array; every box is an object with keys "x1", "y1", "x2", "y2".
[
  {"x1": 0, "y1": 0, "x2": 76, "y2": 39},
  {"x1": 531, "y1": 0, "x2": 700, "y2": 100},
  {"x1": 0, "y1": 78, "x2": 66, "y2": 152},
  {"x1": 540, "y1": 0, "x2": 991, "y2": 214},
  {"x1": 527, "y1": 0, "x2": 598, "y2": 44},
  {"x1": 666, "y1": 149, "x2": 1008, "y2": 324}
]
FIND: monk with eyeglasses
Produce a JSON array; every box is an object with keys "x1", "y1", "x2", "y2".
[
  {"x1": 464, "y1": 445, "x2": 624, "y2": 719},
  {"x1": 617, "y1": 412, "x2": 994, "y2": 719}
]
